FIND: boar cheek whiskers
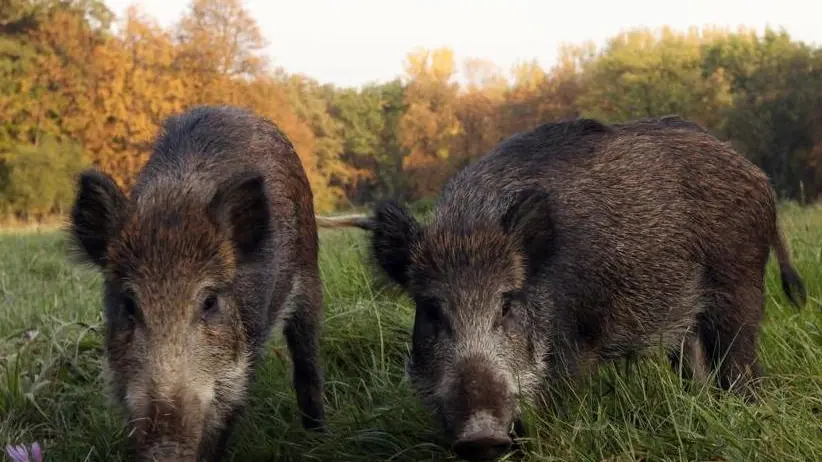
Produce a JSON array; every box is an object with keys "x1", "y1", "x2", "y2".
[{"x1": 211, "y1": 350, "x2": 252, "y2": 420}]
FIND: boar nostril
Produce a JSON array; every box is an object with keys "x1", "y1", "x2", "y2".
[{"x1": 452, "y1": 433, "x2": 512, "y2": 461}]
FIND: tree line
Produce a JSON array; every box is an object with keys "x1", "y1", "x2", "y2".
[{"x1": 2, "y1": 0, "x2": 821, "y2": 219}]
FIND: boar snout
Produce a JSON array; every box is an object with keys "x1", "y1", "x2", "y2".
[
  {"x1": 451, "y1": 412, "x2": 513, "y2": 461},
  {"x1": 138, "y1": 442, "x2": 198, "y2": 462},
  {"x1": 130, "y1": 390, "x2": 207, "y2": 462},
  {"x1": 443, "y1": 356, "x2": 517, "y2": 461}
]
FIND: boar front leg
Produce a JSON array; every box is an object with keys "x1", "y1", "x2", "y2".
[{"x1": 283, "y1": 274, "x2": 326, "y2": 430}]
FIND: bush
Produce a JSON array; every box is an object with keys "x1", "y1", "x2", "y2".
[
  {"x1": 0, "y1": 135, "x2": 88, "y2": 220},
  {"x1": 407, "y1": 197, "x2": 437, "y2": 216}
]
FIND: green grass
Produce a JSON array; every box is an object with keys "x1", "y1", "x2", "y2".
[{"x1": 1, "y1": 205, "x2": 821, "y2": 461}]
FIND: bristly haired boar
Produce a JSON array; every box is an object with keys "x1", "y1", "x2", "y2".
[
  {"x1": 319, "y1": 115, "x2": 806, "y2": 461},
  {"x1": 68, "y1": 105, "x2": 326, "y2": 461}
]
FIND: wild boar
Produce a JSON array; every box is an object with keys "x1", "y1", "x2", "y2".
[
  {"x1": 318, "y1": 116, "x2": 806, "y2": 461},
  {"x1": 68, "y1": 105, "x2": 326, "y2": 461}
]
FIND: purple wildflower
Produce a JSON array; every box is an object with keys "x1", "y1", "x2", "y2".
[
  {"x1": 29, "y1": 444, "x2": 42, "y2": 462},
  {"x1": 5, "y1": 444, "x2": 28, "y2": 462},
  {"x1": 4, "y1": 442, "x2": 43, "y2": 462}
]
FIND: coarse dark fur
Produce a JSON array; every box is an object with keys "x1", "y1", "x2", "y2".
[
  {"x1": 319, "y1": 115, "x2": 807, "y2": 461},
  {"x1": 68, "y1": 106, "x2": 326, "y2": 461}
]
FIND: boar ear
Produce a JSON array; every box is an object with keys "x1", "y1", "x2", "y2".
[
  {"x1": 371, "y1": 200, "x2": 422, "y2": 288},
  {"x1": 501, "y1": 189, "x2": 555, "y2": 276},
  {"x1": 208, "y1": 171, "x2": 271, "y2": 261},
  {"x1": 69, "y1": 169, "x2": 128, "y2": 268}
]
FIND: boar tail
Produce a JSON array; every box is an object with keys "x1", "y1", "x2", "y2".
[
  {"x1": 772, "y1": 223, "x2": 806, "y2": 308},
  {"x1": 315, "y1": 214, "x2": 375, "y2": 231}
]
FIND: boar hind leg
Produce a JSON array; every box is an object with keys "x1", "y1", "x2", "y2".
[
  {"x1": 699, "y1": 280, "x2": 765, "y2": 402},
  {"x1": 283, "y1": 275, "x2": 326, "y2": 430}
]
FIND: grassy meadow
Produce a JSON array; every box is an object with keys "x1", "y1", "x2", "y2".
[{"x1": 0, "y1": 204, "x2": 821, "y2": 461}]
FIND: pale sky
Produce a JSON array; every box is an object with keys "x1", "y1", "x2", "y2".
[{"x1": 104, "y1": 0, "x2": 822, "y2": 88}]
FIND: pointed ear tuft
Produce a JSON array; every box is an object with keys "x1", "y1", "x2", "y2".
[
  {"x1": 208, "y1": 171, "x2": 272, "y2": 261},
  {"x1": 501, "y1": 189, "x2": 555, "y2": 277},
  {"x1": 371, "y1": 201, "x2": 422, "y2": 287},
  {"x1": 68, "y1": 169, "x2": 128, "y2": 268}
]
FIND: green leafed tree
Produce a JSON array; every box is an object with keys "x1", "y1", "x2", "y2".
[
  {"x1": 577, "y1": 27, "x2": 733, "y2": 129},
  {"x1": 703, "y1": 28, "x2": 822, "y2": 199},
  {"x1": 330, "y1": 79, "x2": 407, "y2": 204},
  {"x1": 0, "y1": 134, "x2": 88, "y2": 219}
]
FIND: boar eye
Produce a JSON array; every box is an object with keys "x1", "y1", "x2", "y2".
[
  {"x1": 120, "y1": 292, "x2": 141, "y2": 325},
  {"x1": 499, "y1": 290, "x2": 522, "y2": 324},
  {"x1": 415, "y1": 296, "x2": 451, "y2": 334},
  {"x1": 418, "y1": 297, "x2": 442, "y2": 319},
  {"x1": 413, "y1": 296, "x2": 453, "y2": 341},
  {"x1": 501, "y1": 297, "x2": 512, "y2": 318},
  {"x1": 123, "y1": 297, "x2": 137, "y2": 317},
  {"x1": 201, "y1": 294, "x2": 220, "y2": 321}
]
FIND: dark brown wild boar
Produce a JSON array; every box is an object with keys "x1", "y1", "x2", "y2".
[
  {"x1": 68, "y1": 105, "x2": 325, "y2": 461},
  {"x1": 319, "y1": 115, "x2": 807, "y2": 461}
]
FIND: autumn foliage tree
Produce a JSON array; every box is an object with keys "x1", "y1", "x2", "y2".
[
  {"x1": 2, "y1": 1, "x2": 821, "y2": 219},
  {"x1": 399, "y1": 47, "x2": 463, "y2": 198},
  {"x1": 452, "y1": 58, "x2": 506, "y2": 166}
]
